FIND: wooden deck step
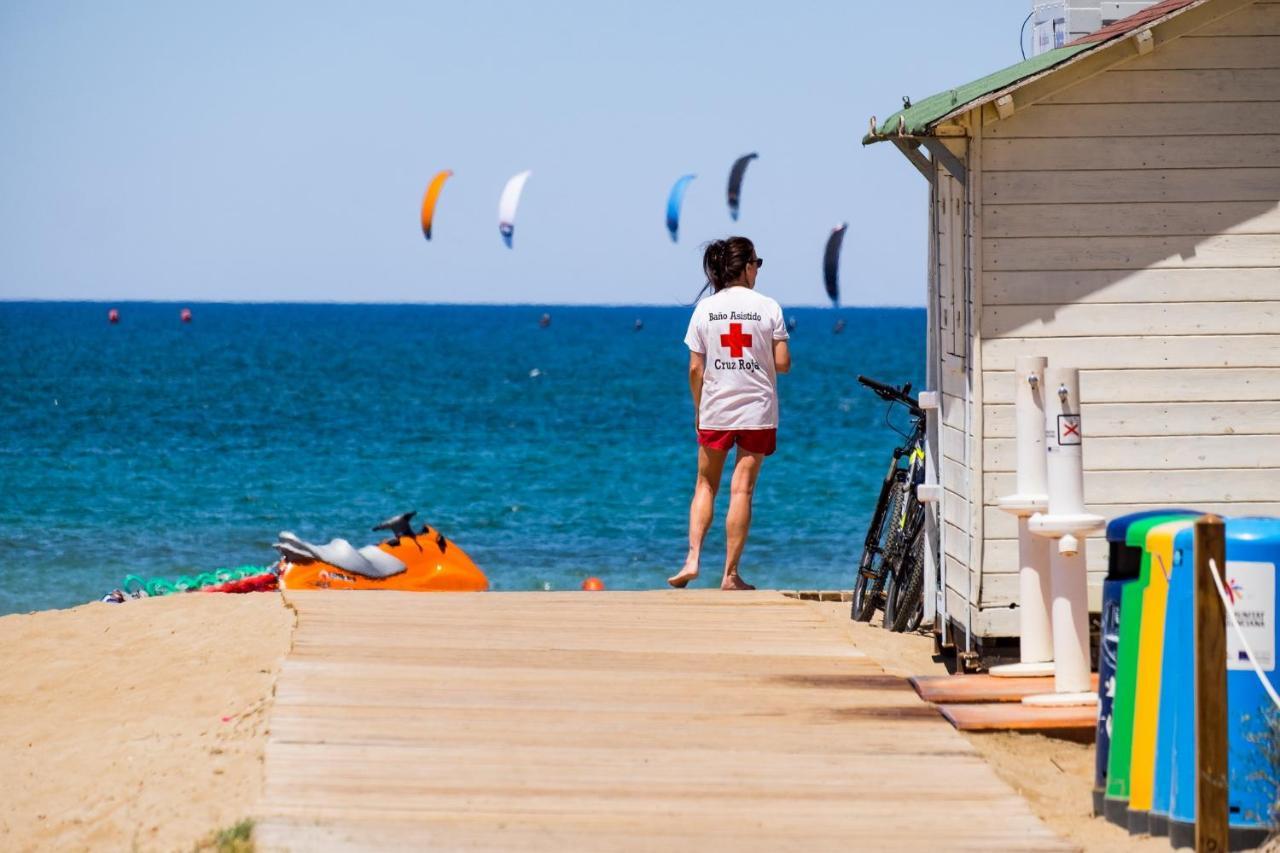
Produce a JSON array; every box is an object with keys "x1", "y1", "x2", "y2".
[
  {"x1": 939, "y1": 701, "x2": 1099, "y2": 734},
  {"x1": 910, "y1": 673, "x2": 1100, "y2": 704}
]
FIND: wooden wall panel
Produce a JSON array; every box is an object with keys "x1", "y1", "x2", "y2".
[
  {"x1": 982, "y1": 368, "x2": 1280, "y2": 403},
  {"x1": 982, "y1": 300, "x2": 1280, "y2": 337},
  {"x1": 984, "y1": 168, "x2": 1280, "y2": 204},
  {"x1": 983, "y1": 268, "x2": 1280, "y2": 305},
  {"x1": 984, "y1": 434, "x2": 1280, "y2": 472},
  {"x1": 983, "y1": 401, "x2": 1280, "y2": 438},
  {"x1": 985, "y1": 201, "x2": 1280, "y2": 239}
]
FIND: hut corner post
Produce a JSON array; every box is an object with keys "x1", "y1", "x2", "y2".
[{"x1": 1193, "y1": 514, "x2": 1228, "y2": 853}]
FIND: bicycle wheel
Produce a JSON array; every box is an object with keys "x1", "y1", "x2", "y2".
[
  {"x1": 851, "y1": 471, "x2": 906, "y2": 622},
  {"x1": 883, "y1": 513, "x2": 925, "y2": 633},
  {"x1": 901, "y1": 531, "x2": 927, "y2": 633}
]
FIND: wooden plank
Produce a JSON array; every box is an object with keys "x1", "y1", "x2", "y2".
[
  {"x1": 941, "y1": 424, "x2": 967, "y2": 465},
  {"x1": 981, "y1": 539, "x2": 1111, "y2": 585},
  {"x1": 983, "y1": 300, "x2": 1280, "y2": 337},
  {"x1": 984, "y1": 401, "x2": 1280, "y2": 437},
  {"x1": 985, "y1": 102, "x2": 1280, "y2": 138},
  {"x1": 938, "y1": 702, "x2": 1098, "y2": 733},
  {"x1": 1195, "y1": 3, "x2": 1280, "y2": 36},
  {"x1": 984, "y1": 234, "x2": 1280, "y2": 272},
  {"x1": 982, "y1": 335, "x2": 1280, "y2": 369},
  {"x1": 942, "y1": 456, "x2": 969, "y2": 490},
  {"x1": 943, "y1": 588, "x2": 1028, "y2": 640},
  {"x1": 982, "y1": 367, "x2": 1280, "y2": 404},
  {"x1": 941, "y1": 359, "x2": 970, "y2": 398},
  {"x1": 260, "y1": 591, "x2": 1071, "y2": 850},
  {"x1": 1120, "y1": 35, "x2": 1280, "y2": 70},
  {"x1": 1045, "y1": 68, "x2": 1280, "y2": 104},
  {"x1": 985, "y1": 201, "x2": 1280, "y2": 238},
  {"x1": 942, "y1": 487, "x2": 969, "y2": 531},
  {"x1": 921, "y1": 137, "x2": 967, "y2": 184},
  {"x1": 941, "y1": 391, "x2": 966, "y2": 431},
  {"x1": 983, "y1": 268, "x2": 1280, "y2": 306},
  {"x1": 984, "y1": 167, "x2": 1280, "y2": 204},
  {"x1": 984, "y1": 502, "x2": 1280, "y2": 540},
  {"x1": 985, "y1": 434, "x2": 1280, "y2": 472},
  {"x1": 984, "y1": 135, "x2": 1280, "y2": 172},
  {"x1": 893, "y1": 139, "x2": 934, "y2": 183},
  {"x1": 984, "y1": 468, "x2": 1280, "y2": 504},
  {"x1": 943, "y1": 520, "x2": 969, "y2": 564},
  {"x1": 911, "y1": 673, "x2": 1100, "y2": 704},
  {"x1": 944, "y1": 556, "x2": 971, "y2": 600}
]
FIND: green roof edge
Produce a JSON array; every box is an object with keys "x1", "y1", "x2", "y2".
[{"x1": 861, "y1": 43, "x2": 1092, "y2": 145}]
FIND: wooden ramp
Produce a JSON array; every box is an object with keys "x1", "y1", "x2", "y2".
[
  {"x1": 938, "y1": 702, "x2": 1099, "y2": 734},
  {"x1": 911, "y1": 673, "x2": 1100, "y2": 704},
  {"x1": 256, "y1": 591, "x2": 1070, "y2": 851}
]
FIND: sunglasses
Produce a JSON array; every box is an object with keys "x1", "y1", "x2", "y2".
[{"x1": 750, "y1": 258, "x2": 764, "y2": 269}]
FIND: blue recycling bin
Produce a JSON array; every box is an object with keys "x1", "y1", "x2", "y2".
[
  {"x1": 1150, "y1": 525, "x2": 1195, "y2": 837},
  {"x1": 1093, "y1": 509, "x2": 1198, "y2": 818},
  {"x1": 1165, "y1": 517, "x2": 1279, "y2": 851}
]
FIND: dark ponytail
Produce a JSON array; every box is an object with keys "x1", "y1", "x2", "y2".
[{"x1": 698, "y1": 236, "x2": 756, "y2": 299}]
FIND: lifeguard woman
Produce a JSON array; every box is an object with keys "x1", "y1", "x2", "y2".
[{"x1": 668, "y1": 236, "x2": 790, "y2": 590}]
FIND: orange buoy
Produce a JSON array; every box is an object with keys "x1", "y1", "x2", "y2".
[
  {"x1": 108, "y1": 308, "x2": 119, "y2": 324},
  {"x1": 180, "y1": 307, "x2": 192, "y2": 323},
  {"x1": 581, "y1": 577, "x2": 604, "y2": 591}
]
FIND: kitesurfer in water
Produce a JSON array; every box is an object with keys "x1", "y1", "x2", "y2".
[{"x1": 668, "y1": 237, "x2": 790, "y2": 591}]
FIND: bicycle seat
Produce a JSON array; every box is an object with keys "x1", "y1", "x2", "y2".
[{"x1": 273, "y1": 531, "x2": 407, "y2": 579}]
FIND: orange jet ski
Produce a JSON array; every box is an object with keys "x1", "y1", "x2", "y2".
[{"x1": 273, "y1": 511, "x2": 488, "y2": 592}]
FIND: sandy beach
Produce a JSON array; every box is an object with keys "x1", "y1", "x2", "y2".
[
  {"x1": 1, "y1": 591, "x2": 1265, "y2": 851},
  {"x1": 0, "y1": 593, "x2": 292, "y2": 852}
]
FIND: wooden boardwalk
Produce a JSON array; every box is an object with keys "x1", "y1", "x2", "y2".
[{"x1": 257, "y1": 591, "x2": 1069, "y2": 851}]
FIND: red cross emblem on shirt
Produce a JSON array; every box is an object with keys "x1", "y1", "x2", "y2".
[{"x1": 720, "y1": 323, "x2": 752, "y2": 358}]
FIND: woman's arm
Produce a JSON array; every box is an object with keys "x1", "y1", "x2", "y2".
[
  {"x1": 773, "y1": 339, "x2": 791, "y2": 374},
  {"x1": 688, "y1": 350, "x2": 705, "y2": 429}
]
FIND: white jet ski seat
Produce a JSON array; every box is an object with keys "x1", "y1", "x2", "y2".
[{"x1": 272, "y1": 531, "x2": 407, "y2": 579}]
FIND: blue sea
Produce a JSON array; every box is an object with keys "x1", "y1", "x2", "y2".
[{"x1": 0, "y1": 302, "x2": 924, "y2": 614}]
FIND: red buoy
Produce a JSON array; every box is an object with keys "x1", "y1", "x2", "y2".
[
  {"x1": 180, "y1": 308, "x2": 192, "y2": 323},
  {"x1": 108, "y1": 308, "x2": 119, "y2": 324},
  {"x1": 582, "y1": 577, "x2": 604, "y2": 591}
]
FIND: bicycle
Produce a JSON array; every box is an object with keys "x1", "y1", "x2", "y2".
[{"x1": 850, "y1": 375, "x2": 928, "y2": 633}]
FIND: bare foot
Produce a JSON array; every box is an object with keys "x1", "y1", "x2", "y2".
[
  {"x1": 667, "y1": 565, "x2": 699, "y2": 589},
  {"x1": 720, "y1": 574, "x2": 755, "y2": 591}
]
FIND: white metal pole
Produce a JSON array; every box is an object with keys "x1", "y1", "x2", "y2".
[
  {"x1": 1026, "y1": 367, "x2": 1104, "y2": 705},
  {"x1": 991, "y1": 356, "x2": 1053, "y2": 678}
]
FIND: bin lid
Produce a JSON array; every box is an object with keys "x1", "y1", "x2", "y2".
[
  {"x1": 1106, "y1": 509, "x2": 1200, "y2": 543},
  {"x1": 1172, "y1": 516, "x2": 1280, "y2": 551},
  {"x1": 1227, "y1": 516, "x2": 1280, "y2": 543}
]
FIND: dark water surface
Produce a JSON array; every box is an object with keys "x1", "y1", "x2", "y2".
[{"x1": 0, "y1": 302, "x2": 924, "y2": 613}]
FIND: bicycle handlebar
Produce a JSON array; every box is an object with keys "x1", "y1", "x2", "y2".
[{"x1": 857, "y1": 374, "x2": 923, "y2": 417}]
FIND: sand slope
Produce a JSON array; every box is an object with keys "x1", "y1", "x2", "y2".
[{"x1": 0, "y1": 593, "x2": 292, "y2": 852}]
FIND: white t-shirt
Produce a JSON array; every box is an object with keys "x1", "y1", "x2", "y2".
[{"x1": 683, "y1": 286, "x2": 789, "y2": 430}]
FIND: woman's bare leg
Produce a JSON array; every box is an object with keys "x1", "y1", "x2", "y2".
[
  {"x1": 722, "y1": 449, "x2": 764, "y2": 590},
  {"x1": 668, "y1": 445, "x2": 727, "y2": 588}
]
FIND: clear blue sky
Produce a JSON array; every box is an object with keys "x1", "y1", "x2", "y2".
[{"x1": 0, "y1": 1, "x2": 1030, "y2": 306}]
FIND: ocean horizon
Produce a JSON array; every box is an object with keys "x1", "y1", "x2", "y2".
[{"x1": 0, "y1": 300, "x2": 925, "y2": 614}]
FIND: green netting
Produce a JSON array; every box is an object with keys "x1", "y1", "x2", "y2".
[{"x1": 119, "y1": 565, "x2": 270, "y2": 596}]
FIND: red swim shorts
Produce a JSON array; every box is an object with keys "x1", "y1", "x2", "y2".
[{"x1": 697, "y1": 428, "x2": 777, "y2": 456}]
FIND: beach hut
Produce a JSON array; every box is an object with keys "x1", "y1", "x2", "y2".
[{"x1": 864, "y1": 0, "x2": 1280, "y2": 665}]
